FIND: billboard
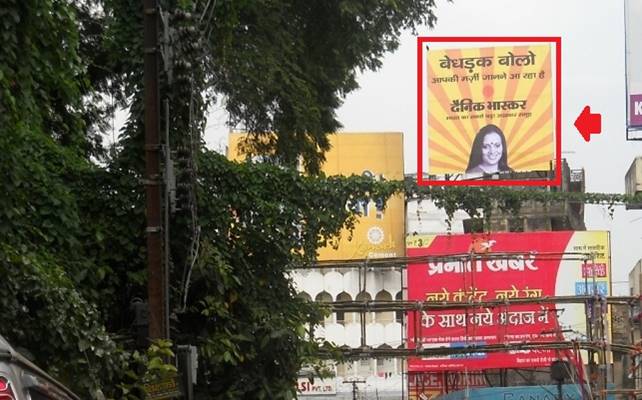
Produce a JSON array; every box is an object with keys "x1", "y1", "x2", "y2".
[
  {"x1": 436, "y1": 385, "x2": 594, "y2": 400},
  {"x1": 406, "y1": 231, "x2": 611, "y2": 371},
  {"x1": 316, "y1": 133, "x2": 404, "y2": 260},
  {"x1": 228, "y1": 132, "x2": 405, "y2": 260},
  {"x1": 296, "y1": 377, "x2": 336, "y2": 396},
  {"x1": 425, "y1": 44, "x2": 554, "y2": 176},
  {"x1": 408, "y1": 372, "x2": 486, "y2": 400},
  {"x1": 626, "y1": 0, "x2": 642, "y2": 135}
]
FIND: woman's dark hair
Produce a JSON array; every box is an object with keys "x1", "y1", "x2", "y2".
[{"x1": 465, "y1": 124, "x2": 510, "y2": 173}]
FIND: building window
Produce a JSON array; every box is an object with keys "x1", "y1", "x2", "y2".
[
  {"x1": 356, "y1": 291, "x2": 373, "y2": 324},
  {"x1": 395, "y1": 291, "x2": 403, "y2": 323},
  {"x1": 358, "y1": 359, "x2": 372, "y2": 376},
  {"x1": 336, "y1": 292, "x2": 352, "y2": 325},
  {"x1": 297, "y1": 292, "x2": 312, "y2": 302},
  {"x1": 315, "y1": 292, "x2": 334, "y2": 324},
  {"x1": 508, "y1": 218, "x2": 524, "y2": 232},
  {"x1": 374, "y1": 290, "x2": 393, "y2": 324}
]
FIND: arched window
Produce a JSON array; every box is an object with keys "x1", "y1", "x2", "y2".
[
  {"x1": 374, "y1": 290, "x2": 393, "y2": 324},
  {"x1": 335, "y1": 292, "x2": 352, "y2": 325},
  {"x1": 355, "y1": 291, "x2": 372, "y2": 301},
  {"x1": 358, "y1": 358, "x2": 373, "y2": 377},
  {"x1": 296, "y1": 292, "x2": 312, "y2": 302},
  {"x1": 336, "y1": 348, "x2": 356, "y2": 377},
  {"x1": 356, "y1": 291, "x2": 373, "y2": 324},
  {"x1": 395, "y1": 291, "x2": 403, "y2": 323},
  {"x1": 315, "y1": 292, "x2": 333, "y2": 324},
  {"x1": 375, "y1": 344, "x2": 396, "y2": 377}
]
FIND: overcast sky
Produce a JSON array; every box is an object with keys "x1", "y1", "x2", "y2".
[{"x1": 203, "y1": 0, "x2": 642, "y2": 294}]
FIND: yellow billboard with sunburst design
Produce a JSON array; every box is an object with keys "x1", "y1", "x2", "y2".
[{"x1": 426, "y1": 45, "x2": 553, "y2": 175}]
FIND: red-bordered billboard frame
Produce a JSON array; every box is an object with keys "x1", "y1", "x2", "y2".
[{"x1": 416, "y1": 36, "x2": 562, "y2": 186}]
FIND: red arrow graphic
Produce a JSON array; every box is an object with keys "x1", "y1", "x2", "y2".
[{"x1": 574, "y1": 105, "x2": 601, "y2": 142}]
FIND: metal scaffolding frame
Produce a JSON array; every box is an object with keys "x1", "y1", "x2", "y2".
[{"x1": 297, "y1": 250, "x2": 639, "y2": 399}]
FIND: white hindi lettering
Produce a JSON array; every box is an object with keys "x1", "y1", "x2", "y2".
[
  {"x1": 423, "y1": 309, "x2": 545, "y2": 330},
  {"x1": 427, "y1": 256, "x2": 538, "y2": 276},
  {"x1": 499, "y1": 311, "x2": 542, "y2": 326},
  {"x1": 487, "y1": 259, "x2": 508, "y2": 272},
  {"x1": 421, "y1": 312, "x2": 436, "y2": 328},
  {"x1": 438, "y1": 314, "x2": 457, "y2": 328}
]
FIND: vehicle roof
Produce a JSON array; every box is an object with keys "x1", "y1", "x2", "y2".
[
  {"x1": 0, "y1": 336, "x2": 13, "y2": 354},
  {"x1": 0, "y1": 335, "x2": 82, "y2": 400}
]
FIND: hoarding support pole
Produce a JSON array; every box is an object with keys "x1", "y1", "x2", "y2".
[
  {"x1": 637, "y1": 293, "x2": 642, "y2": 390},
  {"x1": 360, "y1": 308, "x2": 366, "y2": 348}
]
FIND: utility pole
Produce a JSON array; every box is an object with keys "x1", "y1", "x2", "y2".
[
  {"x1": 343, "y1": 378, "x2": 365, "y2": 400},
  {"x1": 143, "y1": 0, "x2": 167, "y2": 341}
]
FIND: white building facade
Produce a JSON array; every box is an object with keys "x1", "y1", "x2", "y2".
[
  {"x1": 293, "y1": 268, "x2": 404, "y2": 399},
  {"x1": 292, "y1": 197, "x2": 470, "y2": 399}
]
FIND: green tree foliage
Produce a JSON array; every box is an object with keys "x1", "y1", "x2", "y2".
[
  {"x1": 2, "y1": 1, "x2": 420, "y2": 397},
  {"x1": 0, "y1": 243, "x2": 128, "y2": 396},
  {"x1": 207, "y1": 0, "x2": 439, "y2": 172},
  {"x1": 0, "y1": 1, "x2": 131, "y2": 393},
  {"x1": 404, "y1": 182, "x2": 642, "y2": 224},
  {"x1": 177, "y1": 153, "x2": 395, "y2": 398},
  {"x1": 82, "y1": 2, "x2": 442, "y2": 396},
  {"x1": 0, "y1": 2, "x2": 144, "y2": 396},
  {"x1": 6, "y1": 0, "x2": 642, "y2": 398},
  {"x1": 0, "y1": 0, "x2": 91, "y2": 154},
  {"x1": 117, "y1": 340, "x2": 178, "y2": 399},
  {"x1": 94, "y1": 0, "x2": 441, "y2": 172}
]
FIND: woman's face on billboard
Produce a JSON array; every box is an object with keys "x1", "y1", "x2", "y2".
[{"x1": 481, "y1": 131, "x2": 503, "y2": 166}]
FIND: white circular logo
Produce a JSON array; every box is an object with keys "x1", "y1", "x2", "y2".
[{"x1": 367, "y1": 226, "x2": 384, "y2": 245}]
